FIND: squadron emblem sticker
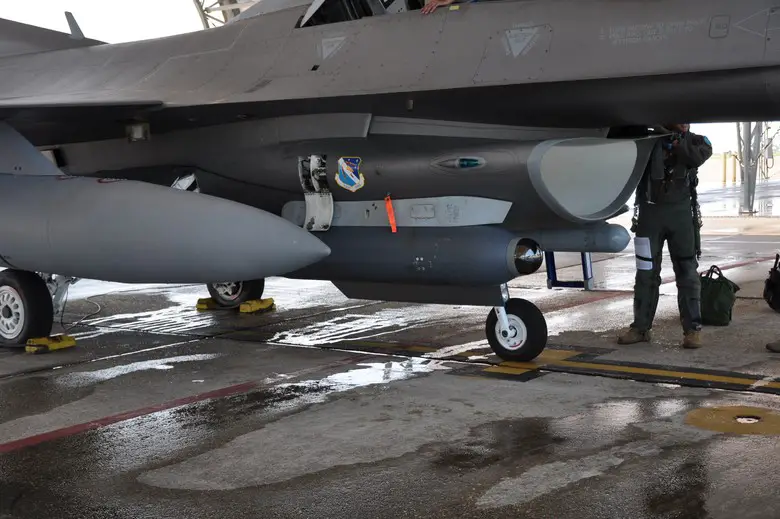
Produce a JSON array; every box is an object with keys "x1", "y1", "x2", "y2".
[{"x1": 335, "y1": 157, "x2": 365, "y2": 192}]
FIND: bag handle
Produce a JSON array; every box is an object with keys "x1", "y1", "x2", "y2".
[{"x1": 702, "y1": 265, "x2": 722, "y2": 279}]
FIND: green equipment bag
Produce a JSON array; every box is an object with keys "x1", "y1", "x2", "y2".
[
  {"x1": 700, "y1": 265, "x2": 740, "y2": 326},
  {"x1": 762, "y1": 254, "x2": 780, "y2": 313}
]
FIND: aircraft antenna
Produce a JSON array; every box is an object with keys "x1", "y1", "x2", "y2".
[{"x1": 192, "y1": 0, "x2": 260, "y2": 29}]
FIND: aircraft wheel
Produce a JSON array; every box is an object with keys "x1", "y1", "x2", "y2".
[
  {"x1": 206, "y1": 279, "x2": 265, "y2": 309},
  {"x1": 0, "y1": 269, "x2": 54, "y2": 347},
  {"x1": 485, "y1": 298, "x2": 548, "y2": 362}
]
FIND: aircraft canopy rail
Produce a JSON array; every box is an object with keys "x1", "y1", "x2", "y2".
[{"x1": 299, "y1": 0, "x2": 408, "y2": 27}]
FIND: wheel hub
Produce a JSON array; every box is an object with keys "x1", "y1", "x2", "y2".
[
  {"x1": 212, "y1": 282, "x2": 243, "y2": 301},
  {"x1": 0, "y1": 286, "x2": 25, "y2": 340},
  {"x1": 495, "y1": 315, "x2": 527, "y2": 350}
]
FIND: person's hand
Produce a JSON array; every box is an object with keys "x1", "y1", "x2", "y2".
[{"x1": 421, "y1": 0, "x2": 454, "y2": 14}]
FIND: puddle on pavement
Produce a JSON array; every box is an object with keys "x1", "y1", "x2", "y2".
[
  {"x1": 60, "y1": 285, "x2": 217, "y2": 339},
  {"x1": 62, "y1": 279, "x2": 411, "y2": 343},
  {"x1": 54, "y1": 354, "x2": 222, "y2": 388},
  {"x1": 179, "y1": 357, "x2": 446, "y2": 428},
  {"x1": 61, "y1": 278, "x2": 354, "y2": 342},
  {"x1": 641, "y1": 457, "x2": 710, "y2": 519},
  {"x1": 430, "y1": 417, "x2": 565, "y2": 471},
  {"x1": 263, "y1": 278, "x2": 350, "y2": 309},
  {"x1": 165, "y1": 359, "x2": 444, "y2": 431},
  {"x1": 464, "y1": 397, "x2": 723, "y2": 511},
  {"x1": 429, "y1": 397, "x2": 699, "y2": 477},
  {"x1": 79, "y1": 304, "x2": 219, "y2": 337},
  {"x1": 268, "y1": 307, "x2": 483, "y2": 346},
  {"x1": 3, "y1": 381, "x2": 779, "y2": 518},
  {"x1": 7, "y1": 358, "x2": 446, "y2": 477}
]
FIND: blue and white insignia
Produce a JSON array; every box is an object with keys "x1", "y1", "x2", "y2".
[
  {"x1": 335, "y1": 157, "x2": 365, "y2": 192},
  {"x1": 703, "y1": 136, "x2": 712, "y2": 146}
]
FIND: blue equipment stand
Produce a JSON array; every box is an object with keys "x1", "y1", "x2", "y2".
[{"x1": 545, "y1": 251, "x2": 594, "y2": 291}]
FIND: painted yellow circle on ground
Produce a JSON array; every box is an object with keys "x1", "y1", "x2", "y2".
[{"x1": 685, "y1": 406, "x2": 780, "y2": 435}]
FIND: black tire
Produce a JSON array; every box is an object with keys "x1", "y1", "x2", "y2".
[
  {"x1": 206, "y1": 279, "x2": 265, "y2": 308},
  {"x1": 0, "y1": 270, "x2": 54, "y2": 347},
  {"x1": 485, "y1": 298, "x2": 548, "y2": 362}
]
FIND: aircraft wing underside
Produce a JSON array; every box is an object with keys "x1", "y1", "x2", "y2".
[
  {"x1": 0, "y1": 97, "x2": 165, "y2": 143},
  {"x1": 0, "y1": 97, "x2": 164, "y2": 118},
  {"x1": 0, "y1": 60, "x2": 776, "y2": 147}
]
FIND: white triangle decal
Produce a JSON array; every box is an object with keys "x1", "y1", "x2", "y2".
[
  {"x1": 734, "y1": 9, "x2": 769, "y2": 37},
  {"x1": 321, "y1": 36, "x2": 346, "y2": 60},
  {"x1": 504, "y1": 28, "x2": 536, "y2": 57}
]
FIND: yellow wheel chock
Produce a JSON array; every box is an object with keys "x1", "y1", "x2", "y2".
[
  {"x1": 25, "y1": 335, "x2": 77, "y2": 354},
  {"x1": 196, "y1": 297, "x2": 275, "y2": 314},
  {"x1": 195, "y1": 297, "x2": 221, "y2": 310},
  {"x1": 239, "y1": 298, "x2": 275, "y2": 314}
]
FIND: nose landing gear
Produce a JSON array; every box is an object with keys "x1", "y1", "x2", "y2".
[{"x1": 485, "y1": 298, "x2": 548, "y2": 362}]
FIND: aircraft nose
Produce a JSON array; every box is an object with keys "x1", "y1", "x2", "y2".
[
  {"x1": 288, "y1": 230, "x2": 332, "y2": 266},
  {"x1": 204, "y1": 205, "x2": 332, "y2": 282}
]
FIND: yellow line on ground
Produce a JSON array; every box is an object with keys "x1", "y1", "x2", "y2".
[
  {"x1": 552, "y1": 359, "x2": 764, "y2": 387},
  {"x1": 483, "y1": 366, "x2": 532, "y2": 375},
  {"x1": 273, "y1": 338, "x2": 778, "y2": 390},
  {"x1": 492, "y1": 349, "x2": 779, "y2": 389},
  {"x1": 499, "y1": 349, "x2": 583, "y2": 370},
  {"x1": 487, "y1": 353, "x2": 780, "y2": 391}
]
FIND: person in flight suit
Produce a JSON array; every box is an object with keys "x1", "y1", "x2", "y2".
[{"x1": 617, "y1": 123, "x2": 713, "y2": 349}]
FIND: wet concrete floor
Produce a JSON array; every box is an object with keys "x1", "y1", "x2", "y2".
[
  {"x1": 697, "y1": 178, "x2": 780, "y2": 217},
  {"x1": 2, "y1": 186, "x2": 780, "y2": 518}
]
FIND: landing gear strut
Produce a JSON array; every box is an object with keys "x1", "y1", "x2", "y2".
[
  {"x1": 485, "y1": 297, "x2": 548, "y2": 362},
  {"x1": 40, "y1": 273, "x2": 80, "y2": 320}
]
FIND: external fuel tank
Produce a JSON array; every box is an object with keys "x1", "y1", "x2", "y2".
[{"x1": 0, "y1": 174, "x2": 330, "y2": 283}]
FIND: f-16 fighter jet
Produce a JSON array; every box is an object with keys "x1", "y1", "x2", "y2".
[{"x1": 0, "y1": 0, "x2": 773, "y2": 361}]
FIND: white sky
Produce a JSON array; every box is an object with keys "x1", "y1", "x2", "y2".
[
  {"x1": 0, "y1": 0, "x2": 766, "y2": 152},
  {"x1": 0, "y1": 0, "x2": 203, "y2": 42}
]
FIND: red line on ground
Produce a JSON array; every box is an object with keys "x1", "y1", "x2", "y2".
[
  {"x1": 542, "y1": 290, "x2": 626, "y2": 313},
  {"x1": 0, "y1": 354, "x2": 370, "y2": 454},
  {"x1": 0, "y1": 257, "x2": 772, "y2": 454},
  {"x1": 660, "y1": 255, "x2": 774, "y2": 286},
  {"x1": 695, "y1": 255, "x2": 774, "y2": 274},
  {"x1": 0, "y1": 381, "x2": 258, "y2": 454}
]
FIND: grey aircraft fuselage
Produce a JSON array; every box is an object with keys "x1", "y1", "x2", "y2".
[
  {"x1": 0, "y1": 0, "x2": 776, "y2": 302},
  {"x1": 3, "y1": 0, "x2": 780, "y2": 144}
]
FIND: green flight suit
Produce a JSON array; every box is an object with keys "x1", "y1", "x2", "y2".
[{"x1": 630, "y1": 130, "x2": 713, "y2": 334}]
